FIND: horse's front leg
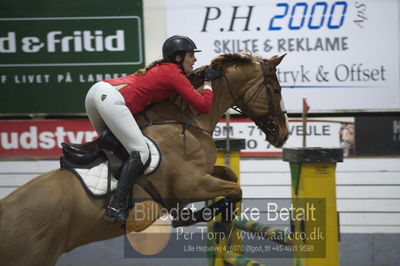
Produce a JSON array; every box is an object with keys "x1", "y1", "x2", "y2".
[
  {"x1": 172, "y1": 173, "x2": 241, "y2": 227},
  {"x1": 199, "y1": 172, "x2": 240, "y2": 239},
  {"x1": 198, "y1": 173, "x2": 242, "y2": 201},
  {"x1": 212, "y1": 164, "x2": 238, "y2": 183}
]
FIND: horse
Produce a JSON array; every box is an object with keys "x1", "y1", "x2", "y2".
[{"x1": 0, "y1": 53, "x2": 288, "y2": 266}]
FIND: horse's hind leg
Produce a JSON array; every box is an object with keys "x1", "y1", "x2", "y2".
[{"x1": 3, "y1": 252, "x2": 60, "y2": 266}]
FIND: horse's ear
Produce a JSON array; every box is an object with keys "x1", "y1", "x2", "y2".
[{"x1": 269, "y1": 53, "x2": 286, "y2": 67}]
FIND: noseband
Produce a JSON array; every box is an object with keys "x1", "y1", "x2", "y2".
[{"x1": 222, "y1": 60, "x2": 287, "y2": 136}]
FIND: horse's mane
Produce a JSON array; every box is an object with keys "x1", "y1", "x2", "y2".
[{"x1": 210, "y1": 52, "x2": 261, "y2": 71}]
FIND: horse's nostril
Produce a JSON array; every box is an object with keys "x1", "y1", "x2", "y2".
[{"x1": 284, "y1": 134, "x2": 289, "y2": 142}]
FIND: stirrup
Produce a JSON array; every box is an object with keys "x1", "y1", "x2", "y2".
[{"x1": 105, "y1": 206, "x2": 128, "y2": 225}]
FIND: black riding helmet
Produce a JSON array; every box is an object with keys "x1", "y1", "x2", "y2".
[{"x1": 162, "y1": 35, "x2": 201, "y2": 60}]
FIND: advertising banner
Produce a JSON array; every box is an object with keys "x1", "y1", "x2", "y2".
[
  {"x1": 215, "y1": 119, "x2": 342, "y2": 155},
  {"x1": 0, "y1": 120, "x2": 97, "y2": 158},
  {"x1": 0, "y1": 0, "x2": 144, "y2": 114},
  {"x1": 0, "y1": 119, "x2": 341, "y2": 158},
  {"x1": 166, "y1": 0, "x2": 400, "y2": 113}
]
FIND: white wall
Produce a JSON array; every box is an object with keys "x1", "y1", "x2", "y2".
[
  {"x1": 143, "y1": 0, "x2": 167, "y2": 64},
  {"x1": 1, "y1": 157, "x2": 400, "y2": 234}
]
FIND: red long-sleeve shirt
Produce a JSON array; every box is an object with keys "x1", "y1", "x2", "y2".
[{"x1": 104, "y1": 63, "x2": 214, "y2": 115}]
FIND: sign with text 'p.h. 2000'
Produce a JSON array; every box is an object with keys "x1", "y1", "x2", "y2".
[{"x1": 166, "y1": 0, "x2": 400, "y2": 113}]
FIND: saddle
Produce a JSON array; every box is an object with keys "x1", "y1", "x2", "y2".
[
  {"x1": 60, "y1": 129, "x2": 128, "y2": 179},
  {"x1": 60, "y1": 130, "x2": 165, "y2": 208}
]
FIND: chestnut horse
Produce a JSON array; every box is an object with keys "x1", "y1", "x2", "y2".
[{"x1": 0, "y1": 53, "x2": 288, "y2": 266}]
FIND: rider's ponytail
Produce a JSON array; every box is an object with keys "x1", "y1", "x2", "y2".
[
  {"x1": 134, "y1": 55, "x2": 185, "y2": 76},
  {"x1": 134, "y1": 59, "x2": 165, "y2": 76}
]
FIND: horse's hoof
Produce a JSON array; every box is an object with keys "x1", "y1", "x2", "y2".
[{"x1": 213, "y1": 221, "x2": 227, "y2": 244}]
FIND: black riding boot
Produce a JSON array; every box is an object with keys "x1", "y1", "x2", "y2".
[{"x1": 106, "y1": 151, "x2": 144, "y2": 224}]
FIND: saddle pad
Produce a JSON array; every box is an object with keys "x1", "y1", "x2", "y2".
[{"x1": 73, "y1": 135, "x2": 161, "y2": 197}]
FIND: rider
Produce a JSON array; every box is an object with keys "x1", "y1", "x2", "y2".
[{"x1": 85, "y1": 35, "x2": 220, "y2": 224}]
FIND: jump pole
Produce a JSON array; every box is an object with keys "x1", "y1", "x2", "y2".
[{"x1": 283, "y1": 147, "x2": 343, "y2": 266}]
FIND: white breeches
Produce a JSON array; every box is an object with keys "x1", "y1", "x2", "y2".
[{"x1": 85, "y1": 81, "x2": 149, "y2": 164}]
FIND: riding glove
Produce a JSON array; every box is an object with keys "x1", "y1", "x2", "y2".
[{"x1": 204, "y1": 68, "x2": 221, "y2": 81}]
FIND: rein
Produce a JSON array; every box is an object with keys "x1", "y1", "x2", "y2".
[{"x1": 221, "y1": 60, "x2": 287, "y2": 136}]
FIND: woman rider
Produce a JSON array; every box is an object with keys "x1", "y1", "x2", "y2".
[{"x1": 85, "y1": 35, "x2": 220, "y2": 224}]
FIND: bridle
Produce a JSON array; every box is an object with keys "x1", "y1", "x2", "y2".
[{"x1": 221, "y1": 59, "x2": 287, "y2": 136}]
